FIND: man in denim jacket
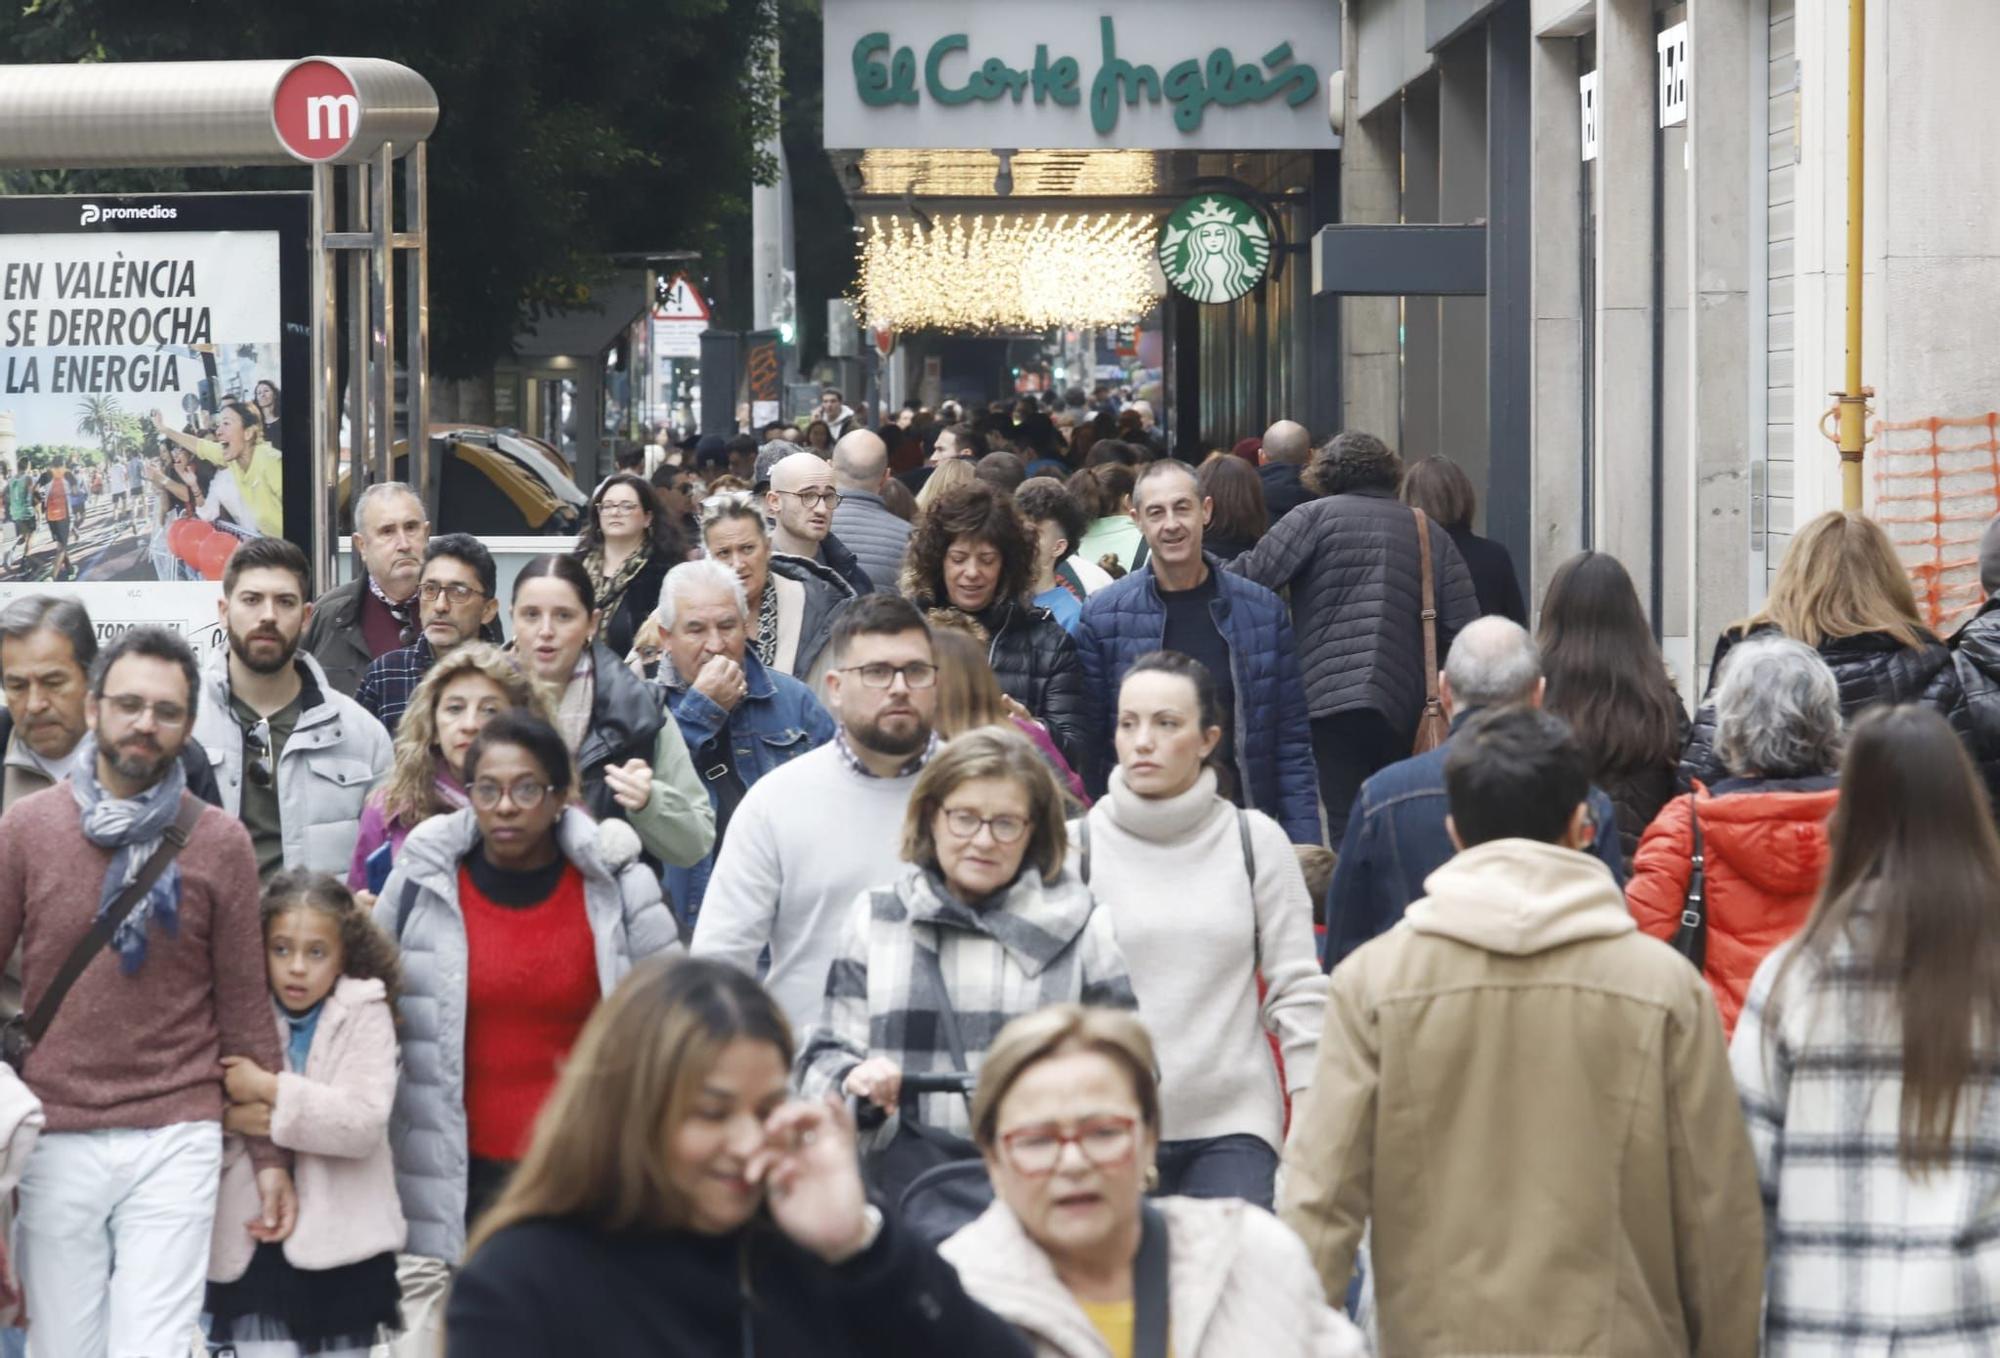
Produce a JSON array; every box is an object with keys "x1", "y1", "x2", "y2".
[{"x1": 653, "y1": 559, "x2": 835, "y2": 927}]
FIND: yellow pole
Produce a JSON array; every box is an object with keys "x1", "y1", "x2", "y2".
[{"x1": 1836, "y1": 0, "x2": 1870, "y2": 510}]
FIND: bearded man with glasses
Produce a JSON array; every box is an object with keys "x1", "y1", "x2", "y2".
[
  {"x1": 692, "y1": 595, "x2": 945, "y2": 1028},
  {"x1": 355, "y1": 534, "x2": 504, "y2": 736}
]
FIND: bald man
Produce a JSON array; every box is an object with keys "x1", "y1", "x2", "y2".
[
  {"x1": 765, "y1": 450, "x2": 874, "y2": 595},
  {"x1": 1259, "y1": 419, "x2": 1318, "y2": 523},
  {"x1": 829, "y1": 430, "x2": 913, "y2": 591}
]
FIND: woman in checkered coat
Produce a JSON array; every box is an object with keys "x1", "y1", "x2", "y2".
[
  {"x1": 1732, "y1": 705, "x2": 2000, "y2": 1354},
  {"x1": 796, "y1": 726, "x2": 1138, "y2": 1148}
]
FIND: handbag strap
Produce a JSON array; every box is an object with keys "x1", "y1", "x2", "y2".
[
  {"x1": 1132, "y1": 1200, "x2": 1172, "y2": 1358},
  {"x1": 27, "y1": 795, "x2": 203, "y2": 1043},
  {"x1": 1412, "y1": 507, "x2": 1442, "y2": 709},
  {"x1": 1681, "y1": 793, "x2": 1707, "y2": 932},
  {"x1": 917, "y1": 928, "x2": 971, "y2": 1074}
]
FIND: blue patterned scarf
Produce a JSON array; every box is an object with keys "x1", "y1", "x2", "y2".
[{"x1": 68, "y1": 734, "x2": 189, "y2": 974}]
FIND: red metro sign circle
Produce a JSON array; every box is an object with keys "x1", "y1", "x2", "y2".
[{"x1": 272, "y1": 60, "x2": 362, "y2": 163}]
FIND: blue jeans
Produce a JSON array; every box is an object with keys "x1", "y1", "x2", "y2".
[{"x1": 1153, "y1": 1133, "x2": 1278, "y2": 1211}]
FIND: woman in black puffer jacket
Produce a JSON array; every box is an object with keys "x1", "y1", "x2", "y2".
[
  {"x1": 1680, "y1": 511, "x2": 1962, "y2": 788},
  {"x1": 900, "y1": 480, "x2": 1088, "y2": 767}
]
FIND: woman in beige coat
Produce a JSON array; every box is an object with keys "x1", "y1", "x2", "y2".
[{"x1": 940, "y1": 1005, "x2": 1363, "y2": 1358}]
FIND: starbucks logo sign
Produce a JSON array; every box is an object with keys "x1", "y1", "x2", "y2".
[{"x1": 1157, "y1": 194, "x2": 1271, "y2": 304}]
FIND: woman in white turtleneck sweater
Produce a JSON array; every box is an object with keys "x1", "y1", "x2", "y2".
[{"x1": 1072, "y1": 651, "x2": 1326, "y2": 1211}]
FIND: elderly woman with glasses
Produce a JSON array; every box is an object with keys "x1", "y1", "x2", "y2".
[
  {"x1": 939, "y1": 1005, "x2": 1365, "y2": 1358},
  {"x1": 700, "y1": 492, "x2": 853, "y2": 681},
  {"x1": 374, "y1": 708, "x2": 681, "y2": 1343},
  {"x1": 795, "y1": 726, "x2": 1136, "y2": 1156}
]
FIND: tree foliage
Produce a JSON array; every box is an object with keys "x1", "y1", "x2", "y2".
[{"x1": 0, "y1": 0, "x2": 781, "y2": 377}]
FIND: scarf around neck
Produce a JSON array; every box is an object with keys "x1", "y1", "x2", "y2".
[
  {"x1": 556, "y1": 649, "x2": 596, "y2": 753},
  {"x1": 367, "y1": 571, "x2": 416, "y2": 633},
  {"x1": 584, "y1": 542, "x2": 653, "y2": 639},
  {"x1": 68, "y1": 733, "x2": 190, "y2": 974}
]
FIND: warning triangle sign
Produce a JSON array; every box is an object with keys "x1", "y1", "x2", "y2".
[{"x1": 654, "y1": 275, "x2": 712, "y2": 324}]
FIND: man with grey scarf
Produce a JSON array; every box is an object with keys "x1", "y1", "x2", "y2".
[{"x1": 0, "y1": 625, "x2": 290, "y2": 1358}]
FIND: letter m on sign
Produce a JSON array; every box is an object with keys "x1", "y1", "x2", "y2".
[{"x1": 307, "y1": 95, "x2": 361, "y2": 143}]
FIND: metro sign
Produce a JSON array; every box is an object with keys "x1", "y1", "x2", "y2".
[{"x1": 272, "y1": 60, "x2": 362, "y2": 163}]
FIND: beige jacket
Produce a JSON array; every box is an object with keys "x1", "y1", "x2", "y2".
[
  {"x1": 940, "y1": 1195, "x2": 1365, "y2": 1358},
  {"x1": 1280, "y1": 838, "x2": 1762, "y2": 1357}
]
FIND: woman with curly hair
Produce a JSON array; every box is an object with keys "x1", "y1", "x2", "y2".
[
  {"x1": 899, "y1": 480, "x2": 1088, "y2": 766},
  {"x1": 346, "y1": 643, "x2": 556, "y2": 905}
]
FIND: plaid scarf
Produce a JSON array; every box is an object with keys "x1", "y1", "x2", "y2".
[{"x1": 366, "y1": 571, "x2": 416, "y2": 635}]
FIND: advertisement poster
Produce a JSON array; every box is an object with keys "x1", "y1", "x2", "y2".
[{"x1": 0, "y1": 194, "x2": 311, "y2": 620}]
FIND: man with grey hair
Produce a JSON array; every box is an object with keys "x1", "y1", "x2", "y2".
[
  {"x1": 762, "y1": 449, "x2": 873, "y2": 596},
  {"x1": 0, "y1": 595, "x2": 222, "y2": 816},
  {"x1": 652, "y1": 558, "x2": 835, "y2": 927},
  {"x1": 829, "y1": 429, "x2": 912, "y2": 591},
  {"x1": 1625, "y1": 634, "x2": 1842, "y2": 1029},
  {"x1": 1258, "y1": 418, "x2": 1317, "y2": 522},
  {"x1": 299, "y1": 480, "x2": 430, "y2": 695},
  {"x1": 1322, "y1": 616, "x2": 1625, "y2": 967}
]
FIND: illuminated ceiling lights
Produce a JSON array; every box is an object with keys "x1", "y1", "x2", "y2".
[{"x1": 858, "y1": 212, "x2": 1165, "y2": 333}]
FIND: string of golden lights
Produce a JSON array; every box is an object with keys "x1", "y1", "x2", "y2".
[{"x1": 856, "y1": 212, "x2": 1165, "y2": 333}]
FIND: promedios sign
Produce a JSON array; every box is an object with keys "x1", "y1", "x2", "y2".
[{"x1": 823, "y1": 0, "x2": 1341, "y2": 152}]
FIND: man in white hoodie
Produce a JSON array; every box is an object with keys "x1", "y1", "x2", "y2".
[{"x1": 1280, "y1": 705, "x2": 1763, "y2": 1357}]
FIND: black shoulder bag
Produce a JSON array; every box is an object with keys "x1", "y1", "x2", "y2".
[
  {"x1": 1668, "y1": 793, "x2": 1709, "y2": 971},
  {"x1": 2, "y1": 796, "x2": 204, "y2": 1072},
  {"x1": 1133, "y1": 1200, "x2": 1173, "y2": 1358}
]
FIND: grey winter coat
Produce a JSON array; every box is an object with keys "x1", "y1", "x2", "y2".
[
  {"x1": 831, "y1": 489, "x2": 914, "y2": 592},
  {"x1": 1231, "y1": 486, "x2": 1479, "y2": 730},
  {"x1": 374, "y1": 806, "x2": 681, "y2": 1262}
]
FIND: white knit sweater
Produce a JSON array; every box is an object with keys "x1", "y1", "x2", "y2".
[{"x1": 1073, "y1": 770, "x2": 1326, "y2": 1148}]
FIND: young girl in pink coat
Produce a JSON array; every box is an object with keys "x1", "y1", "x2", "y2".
[{"x1": 206, "y1": 871, "x2": 406, "y2": 1358}]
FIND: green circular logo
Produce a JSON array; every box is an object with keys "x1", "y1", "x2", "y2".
[{"x1": 1157, "y1": 194, "x2": 1272, "y2": 304}]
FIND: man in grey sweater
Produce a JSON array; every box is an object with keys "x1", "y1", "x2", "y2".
[
  {"x1": 690, "y1": 595, "x2": 940, "y2": 1026},
  {"x1": 829, "y1": 431, "x2": 913, "y2": 592}
]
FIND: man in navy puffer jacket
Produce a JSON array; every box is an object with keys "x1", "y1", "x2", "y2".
[{"x1": 1074, "y1": 461, "x2": 1321, "y2": 843}]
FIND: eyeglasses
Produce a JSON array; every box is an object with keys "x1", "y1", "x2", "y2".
[
  {"x1": 940, "y1": 807, "x2": 1028, "y2": 844},
  {"x1": 836, "y1": 662, "x2": 937, "y2": 690},
  {"x1": 597, "y1": 499, "x2": 644, "y2": 516},
  {"x1": 777, "y1": 488, "x2": 839, "y2": 509},
  {"x1": 418, "y1": 581, "x2": 487, "y2": 606},
  {"x1": 240, "y1": 716, "x2": 273, "y2": 787},
  {"x1": 103, "y1": 692, "x2": 189, "y2": 730},
  {"x1": 470, "y1": 777, "x2": 550, "y2": 811},
  {"x1": 998, "y1": 1116, "x2": 1139, "y2": 1176}
]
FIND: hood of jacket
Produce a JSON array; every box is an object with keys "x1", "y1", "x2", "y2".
[
  {"x1": 891, "y1": 862, "x2": 1096, "y2": 979},
  {"x1": 393, "y1": 803, "x2": 642, "y2": 901},
  {"x1": 1690, "y1": 777, "x2": 1839, "y2": 898},
  {"x1": 1954, "y1": 597, "x2": 2000, "y2": 677},
  {"x1": 1405, "y1": 838, "x2": 1632, "y2": 956},
  {"x1": 768, "y1": 549, "x2": 856, "y2": 600}
]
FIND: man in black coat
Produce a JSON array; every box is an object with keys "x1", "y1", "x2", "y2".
[{"x1": 1257, "y1": 419, "x2": 1318, "y2": 524}]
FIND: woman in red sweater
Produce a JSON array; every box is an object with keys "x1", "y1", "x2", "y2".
[
  {"x1": 375, "y1": 710, "x2": 680, "y2": 1350},
  {"x1": 1627, "y1": 635, "x2": 1842, "y2": 1035}
]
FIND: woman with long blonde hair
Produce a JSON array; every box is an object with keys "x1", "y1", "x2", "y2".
[
  {"x1": 346, "y1": 643, "x2": 555, "y2": 903},
  {"x1": 1681, "y1": 511, "x2": 1961, "y2": 786},
  {"x1": 446, "y1": 957, "x2": 1033, "y2": 1357}
]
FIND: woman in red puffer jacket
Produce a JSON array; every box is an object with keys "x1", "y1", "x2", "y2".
[{"x1": 1627, "y1": 634, "x2": 1842, "y2": 1035}]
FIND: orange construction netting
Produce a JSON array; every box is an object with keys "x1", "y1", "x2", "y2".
[{"x1": 1872, "y1": 412, "x2": 2000, "y2": 633}]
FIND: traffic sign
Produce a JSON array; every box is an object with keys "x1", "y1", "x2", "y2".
[
  {"x1": 652, "y1": 275, "x2": 711, "y2": 360},
  {"x1": 272, "y1": 60, "x2": 362, "y2": 163}
]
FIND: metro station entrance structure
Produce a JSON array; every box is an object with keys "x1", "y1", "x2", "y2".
[{"x1": 0, "y1": 57, "x2": 439, "y2": 590}]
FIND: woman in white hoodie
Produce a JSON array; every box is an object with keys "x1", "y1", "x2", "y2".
[
  {"x1": 941, "y1": 1004, "x2": 1362, "y2": 1358},
  {"x1": 1072, "y1": 652, "x2": 1325, "y2": 1210}
]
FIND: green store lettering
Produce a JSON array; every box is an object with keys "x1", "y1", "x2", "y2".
[{"x1": 851, "y1": 17, "x2": 1319, "y2": 134}]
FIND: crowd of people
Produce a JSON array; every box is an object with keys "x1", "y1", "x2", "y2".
[{"x1": 1, "y1": 402, "x2": 1999, "y2": 1357}]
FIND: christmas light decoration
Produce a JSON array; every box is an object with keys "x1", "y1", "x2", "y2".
[{"x1": 857, "y1": 212, "x2": 1165, "y2": 333}]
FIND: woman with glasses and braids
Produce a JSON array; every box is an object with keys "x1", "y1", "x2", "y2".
[
  {"x1": 795, "y1": 727, "x2": 1136, "y2": 1160},
  {"x1": 699, "y1": 492, "x2": 850, "y2": 681},
  {"x1": 571, "y1": 472, "x2": 688, "y2": 662},
  {"x1": 939, "y1": 1005, "x2": 1364, "y2": 1358},
  {"x1": 373, "y1": 709, "x2": 680, "y2": 1352}
]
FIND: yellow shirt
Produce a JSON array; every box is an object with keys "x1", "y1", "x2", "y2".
[
  {"x1": 1079, "y1": 1298, "x2": 1135, "y2": 1358},
  {"x1": 192, "y1": 437, "x2": 284, "y2": 537}
]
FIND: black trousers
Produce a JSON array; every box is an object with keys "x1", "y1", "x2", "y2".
[{"x1": 1312, "y1": 710, "x2": 1411, "y2": 845}]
